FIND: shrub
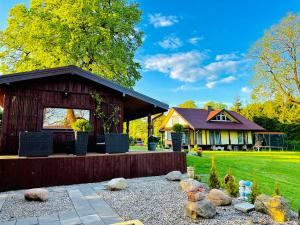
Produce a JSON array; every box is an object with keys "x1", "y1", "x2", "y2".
[
  {"x1": 274, "y1": 181, "x2": 280, "y2": 196},
  {"x1": 209, "y1": 156, "x2": 221, "y2": 189},
  {"x1": 71, "y1": 119, "x2": 92, "y2": 132},
  {"x1": 148, "y1": 136, "x2": 160, "y2": 143},
  {"x1": 250, "y1": 171, "x2": 261, "y2": 204},
  {"x1": 172, "y1": 123, "x2": 184, "y2": 133},
  {"x1": 224, "y1": 169, "x2": 239, "y2": 197},
  {"x1": 190, "y1": 145, "x2": 203, "y2": 157}
]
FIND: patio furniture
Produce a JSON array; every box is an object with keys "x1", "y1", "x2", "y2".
[
  {"x1": 96, "y1": 134, "x2": 106, "y2": 153},
  {"x1": 105, "y1": 133, "x2": 129, "y2": 154},
  {"x1": 19, "y1": 131, "x2": 53, "y2": 157}
]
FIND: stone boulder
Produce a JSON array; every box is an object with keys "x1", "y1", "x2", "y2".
[
  {"x1": 180, "y1": 179, "x2": 209, "y2": 192},
  {"x1": 187, "y1": 190, "x2": 206, "y2": 202},
  {"x1": 165, "y1": 171, "x2": 182, "y2": 181},
  {"x1": 24, "y1": 188, "x2": 49, "y2": 201},
  {"x1": 254, "y1": 194, "x2": 292, "y2": 223},
  {"x1": 107, "y1": 178, "x2": 127, "y2": 191},
  {"x1": 208, "y1": 189, "x2": 232, "y2": 206},
  {"x1": 185, "y1": 199, "x2": 216, "y2": 219}
]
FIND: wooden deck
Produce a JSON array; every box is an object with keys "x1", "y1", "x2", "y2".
[{"x1": 0, "y1": 151, "x2": 186, "y2": 191}]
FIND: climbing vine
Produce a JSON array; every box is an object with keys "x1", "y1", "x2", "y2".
[{"x1": 90, "y1": 93, "x2": 121, "y2": 134}]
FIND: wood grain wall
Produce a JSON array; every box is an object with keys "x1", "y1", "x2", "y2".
[
  {"x1": 0, "y1": 152, "x2": 187, "y2": 191},
  {"x1": 0, "y1": 75, "x2": 124, "y2": 154}
]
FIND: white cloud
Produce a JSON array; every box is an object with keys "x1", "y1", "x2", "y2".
[
  {"x1": 144, "y1": 51, "x2": 246, "y2": 84},
  {"x1": 144, "y1": 51, "x2": 208, "y2": 82},
  {"x1": 215, "y1": 53, "x2": 239, "y2": 61},
  {"x1": 158, "y1": 35, "x2": 182, "y2": 49},
  {"x1": 206, "y1": 76, "x2": 236, "y2": 89},
  {"x1": 148, "y1": 13, "x2": 179, "y2": 28},
  {"x1": 188, "y1": 37, "x2": 204, "y2": 45},
  {"x1": 172, "y1": 84, "x2": 204, "y2": 92},
  {"x1": 241, "y1": 86, "x2": 252, "y2": 93}
]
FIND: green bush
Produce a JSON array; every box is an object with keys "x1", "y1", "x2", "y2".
[
  {"x1": 209, "y1": 156, "x2": 221, "y2": 189},
  {"x1": 250, "y1": 171, "x2": 261, "y2": 204},
  {"x1": 71, "y1": 119, "x2": 92, "y2": 132},
  {"x1": 148, "y1": 135, "x2": 160, "y2": 143},
  {"x1": 224, "y1": 169, "x2": 239, "y2": 197},
  {"x1": 172, "y1": 123, "x2": 184, "y2": 133}
]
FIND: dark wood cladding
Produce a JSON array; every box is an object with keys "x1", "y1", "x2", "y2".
[
  {"x1": 0, "y1": 152, "x2": 187, "y2": 191},
  {"x1": 0, "y1": 75, "x2": 124, "y2": 154}
]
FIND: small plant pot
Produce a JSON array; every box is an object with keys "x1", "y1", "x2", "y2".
[
  {"x1": 74, "y1": 131, "x2": 89, "y2": 156},
  {"x1": 148, "y1": 142, "x2": 157, "y2": 151},
  {"x1": 171, "y1": 132, "x2": 183, "y2": 152}
]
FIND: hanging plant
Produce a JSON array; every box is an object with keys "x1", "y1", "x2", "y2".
[{"x1": 90, "y1": 93, "x2": 121, "y2": 134}]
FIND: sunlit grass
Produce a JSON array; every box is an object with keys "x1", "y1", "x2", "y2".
[{"x1": 187, "y1": 151, "x2": 300, "y2": 210}]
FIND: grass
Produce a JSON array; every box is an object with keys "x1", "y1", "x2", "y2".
[{"x1": 187, "y1": 151, "x2": 300, "y2": 210}]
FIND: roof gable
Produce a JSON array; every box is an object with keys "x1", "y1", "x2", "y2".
[
  {"x1": 0, "y1": 66, "x2": 168, "y2": 111},
  {"x1": 207, "y1": 109, "x2": 241, "y2": 123}
]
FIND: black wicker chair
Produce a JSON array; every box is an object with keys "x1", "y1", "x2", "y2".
[{"x1": 19, "y1": 131, "x2": 53, "y2": 157}]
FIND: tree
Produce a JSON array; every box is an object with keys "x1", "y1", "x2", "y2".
[
  {"x1": 250, "y1": 13, "x2": 300, "y2": 107},
  {"x1": 208, "y1": 156, "x2": 221, "y2": 189},
  {"x1": 0, "y1": 0, "x2": 143, "y2": 88},
  {"x1": 230, "y1": 96, "x2": 243, "y2": 113},
  {"x1": 204, "y1": 101, "x2": 227, "y2": 110},
  {"x1": 178, "y1": 100, "x2": 197, "y2": 108}
]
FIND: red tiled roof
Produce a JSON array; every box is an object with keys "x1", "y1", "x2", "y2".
[
  {"x1": 173, "y1": 107, "x2": 265, "y2": 131},
  {"x1": 206, "y1": 109, "x2": 222, "y2": 121}
]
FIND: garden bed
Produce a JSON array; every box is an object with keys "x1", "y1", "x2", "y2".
[{"x1": 97, "y1": 176, "x2": 297, "y2": 225}]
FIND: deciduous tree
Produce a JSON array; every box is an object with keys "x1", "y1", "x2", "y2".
[
  {"x1": 250, "y1": 13, "x2": 300, "y2": 107},
  {"x1": 177, "y1": 100, "x2": 197, "y2": 109},
  {"x1": 0, "y1": 0, "x2": 143, "y2": 88}
]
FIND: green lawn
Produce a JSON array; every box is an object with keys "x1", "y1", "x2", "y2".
[{"x1": 187, "y1": 151, "x2": 300, "y2": 210}]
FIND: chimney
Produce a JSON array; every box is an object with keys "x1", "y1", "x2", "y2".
[{"x1": 206, "y1": 105, "x2": 213, "y2": 111}]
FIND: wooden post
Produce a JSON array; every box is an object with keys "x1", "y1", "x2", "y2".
[
  {"x1": 126, "y1": 120, "x2": 130, "y2": 134},
  {"x1": 147, "y1": 113, "x2": 152, "y2": 150}
]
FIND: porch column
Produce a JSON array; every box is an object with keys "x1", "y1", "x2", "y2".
[
  {"x1": 126, "y1": 120, "x2": 130, "y2": 134},
  {"x1": 147, "y1": 113, "x2": 152, "y2": 150},
  {"x1": 228, "y1": 130, "x2": 231, "y2": 145}
]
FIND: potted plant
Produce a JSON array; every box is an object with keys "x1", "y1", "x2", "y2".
[
  {"x1": 71, "y1": 118, "x2": 92, "y2": 156},
  {"x1": 171, "y1": 123, "x2": 184, "y2": 152},
  {"x1": 91, "y1": 93, "x2": 129, "y2": 154},
  {"x1": 148, "y1": 136, "x2": 160, "y2": 151}
]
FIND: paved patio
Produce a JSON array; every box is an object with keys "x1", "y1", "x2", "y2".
[{"x1": 0, "y1": 183, "x2": 123, "y2": 225}]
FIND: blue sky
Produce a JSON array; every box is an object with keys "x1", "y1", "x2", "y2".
[{"x1": 1, "y1": 0, "x2": 300, "y2": 107}]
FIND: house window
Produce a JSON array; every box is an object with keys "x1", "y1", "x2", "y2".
[
  {"x1": 197, "y1": 131, "x2": 202, "y2": 145},
  {"x1": 209, "y1": 130, "x2": 221, "y2": 145},
  {"x1": 213, "y1": 113, "x2": 231, "y2": 121},
  {"x1": 238, "y1": 131, "x2": 244, "y2": 144},
  {"x1": 43, "y1": 108, "x2": 90, "y2": 129}
]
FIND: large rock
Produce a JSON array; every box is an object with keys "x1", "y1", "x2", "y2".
[
  {"x1": 208, "y1": 189, "x2": 232, "y2": 206},
  {"x1": 107, "y1": 178, "x2": 127, "y2": 191},
  {"x1": 254, "y1": 194, "x2": 292, "y2": 222},
  {"x1": 180, "y1": 179, "x2": 209, "y2": 192},
  {"x1": 24, "y1": 188, "x2": 49, "y2": 201},
  {"x1": 165, "y1": 171, "x2": 182, "y2": 181},
  {"x1": 185, "y1": 199, "x2": 216, "y2": 219},
  {"x1": 187, "y1": 190, "x2": 206, "y2": 202}
]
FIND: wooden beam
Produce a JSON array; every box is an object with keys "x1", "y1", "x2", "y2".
[
  {"x1": 147, "y1": 113, "x2": 152, "y2": 150},
  {"x1": 126, "y1": 120, "x2": 130, "y2": 134}
]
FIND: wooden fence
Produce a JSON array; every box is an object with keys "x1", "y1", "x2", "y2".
[{"x1": 0, "y1": 152, "x2": 186, "y2": 191}]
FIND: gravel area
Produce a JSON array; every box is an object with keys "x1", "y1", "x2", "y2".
[
  {"x1": 0, "y1": 190, "x2": 74, "y2": 221},
  {"x1": 97, "y1": 176, "x2": 298, "y2": 225}
]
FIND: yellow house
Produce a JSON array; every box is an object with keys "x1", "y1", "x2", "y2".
[{"x1": 159, "y1": 107, "x2": 265, "y2": 150}]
